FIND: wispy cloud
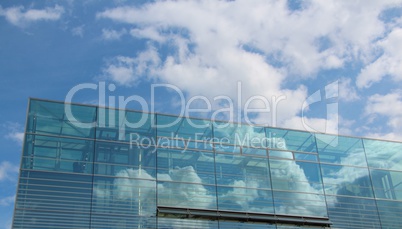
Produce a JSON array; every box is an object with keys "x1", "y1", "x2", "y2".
[
  {"x1": 71, "y1": 25, "x2": 85, "y2": 37},
  {"x1": 0, "y1": 5, "x2": 64, "y2": 27},
  {"x1": 0, "y1": 161, "x2": 19, "y2": 182},
  {"x1": 3, "y1": 122, "x2": 24, "y2": 144},
  {"x1": 0, "y1": 195, "x2": 15, "y2": 207},
  {"x1": 101, "y1": 28, "x2": 127, "y2": 40}
]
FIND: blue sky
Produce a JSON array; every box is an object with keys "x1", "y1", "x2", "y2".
[{"x1": 1, "y1": 0, "x2": 402, "y2": 227}]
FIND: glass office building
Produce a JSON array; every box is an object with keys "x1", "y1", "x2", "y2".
[{"x1": 12, "y1": 98, "x2": 402, "y2": 228}]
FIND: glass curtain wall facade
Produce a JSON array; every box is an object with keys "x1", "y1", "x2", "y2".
[{"x1": 12, "y1": 98, "x2": 402, "y2": 228}]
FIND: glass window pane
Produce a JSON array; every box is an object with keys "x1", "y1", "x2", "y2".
[
  {"x1": 219, "y1": 221, "x2": 276, "y2": 229},
  {"x1": 320, "y1": 164, "x2": 374, "y2": 197},
  {"x1": 273, "y1": 191, "x2": 327, "y2": 217},
  {"x1": 316, "y1": 134, "x2": 366, "y2": 166},
  {"x1": 363, "y1": 139, "x2": 402, "y2": 171},
  {"x1": 213, "y1": 122, "x2": 265, "y2": 147},
  {"x1": 93, "y1": 176, "x2": 156, "y2": 214},
  {"x1": 16, "y1": 170, "x2": 93, "y2": 228},
  {"x1": 91, "y1": 215, "x2": 156, "y2": 229},
  {"x1": 242, "y1": 147, "x2": 267, "y2": 156},
  {"x1": 376, "y1": 199, "x2": 402, "y2": 229},
  {"x1": 157, "y1": 115, "x2": 212, "y2": 139},
  {"x1": 157, "y1": 181, "x2": 216, "y2": 210},
  {"x1": 326, "y1": 196, "x2": 381, "y2": 228},
  {"x1": 157, "y1": 217, "x2": 218, "y2": 229},
  {"x1": 91, "y1": 175, "x2": 157, "y2": 228},
  {"x1": 13, "y1": 210, "x2": 91, "y2": 228},
  {"x1": 157, "y1": 149, "x2": 216, "y2": 185},
  {"x1": 270, "y1": 159, "x2": 323, "y2": 194},
  {"x1": 215, "y1": 154, "x2": 271, "y2": 189},
  {"x1": 94, "y1": 142, "x2": 156, "y2": 178},
  {"x1": 215, "y1": 154, "x2": 273, "y2": 213},
  {"x1": 371, "y1": 169, "x2": 402, "y2": 200},
  {"x1": 265, "y1": 128, "x2": 317, "y2": 153},
  {"x1": 217, "y1": 186, "x2": 274, "y2": 213},
  {"x1": 214, "y1": 143, "x2": 241, "y2": 154},
  {"x1": 22, "y1": 134, "x2": 94, "y2": 174},
  {"x1": 28, "y1": 99, "x2": 96, "y2": 138},
  {"x1": 97, "y1": 108, "x2": 154, "y2": 142},
  {"x1": 294, "y1": 153, "x2": 318, "y2": 162},
  {"x1": 269, "y1": 150, "x2": 294, "y2": 160}
]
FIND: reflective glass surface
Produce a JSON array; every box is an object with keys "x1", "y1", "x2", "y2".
[
  {"x1": 22, "y1": 134, "x2": 94, "y2": 174},
  {"x1": 219, "y1": 221, "x2": 276, "y2": 228},
  {"x1": 157, "y1": 115, "x2": 212, "y2": 139},
  {"x1": 326, "y1": 196, "x2": 381, "y2": 228},
  {"x1": 97, "y1": 108, "x2": 154, "y2": 142},
  {"x1": 94, "y1": 142, "x2": 156, "y2": 177},
  {"x1": 14, "y1": 170, "x2": 93, "y2": 228},
  {"x1": 13, "y1": 99, "x2": 402, "y2": 228},
  {"x1": 320, "y1": 164, "x2": 374, "y2": 197},
  {"x1": 370, "y1": 169, "x2": 402, "y2": 200},
  {"x1": 363, "y1": 139, "x2": 402, "y2": 171},
  {"x1": 265, "y1": 128, "x2": 317, "y2": 153},
  {"x1": 157, "y1": 217, "x2": 218, "y2": 229},
  {"x1": 213, "y1": 122, "x2": 265, "y2": 147},
  {"x1": 27, "y1": 99, "x2": 96, "y2": 138},
  {"x1": 316, "y1": 134, "x2": 366, "y2": 166},
  {"x1": 376, "y1": 200, "x2": 402, "y2": 228}
]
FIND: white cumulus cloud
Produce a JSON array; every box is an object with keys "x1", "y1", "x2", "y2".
[
  {"x1": 357, "y1": 27, "x2": 402, "y2": 88},
  {"x1": 96, "y1": 0, "x2": 402, "y2": 134},
  {"x1": 0, "y1": 5, "x2": 64, "y2": 27},
  {"x1": 363, "y1": 91, "x2": 402, "y2": 140}
]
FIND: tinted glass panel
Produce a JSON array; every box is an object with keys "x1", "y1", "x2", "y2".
[
  {"x1": 270, "y1": 159, "x2": 323, "y2": 194},
  {"x1": 157, "y1": 148, "x2": 215, "y2": 185},
  {"x1": 157, "y1": 217, "x2": 218, "y2": 229},
  {"x1": 92, "y1": 175, "x2": 156, "y2": 220},
  {"x1": 22, "y1": 134, "x2": 94, "y2": 174},
  {"x1": 91, "y1": 215, "x2": 156, "y2": 229},
  {"x1": 97, "y1": 108, "x2": 154, "y2": 142},
  {"x1": 376, "y1": 200, "x2": 402, "y2": 229},
  {"x1": 214, "y1": 143, "x2": 241, "y2": 154},
  {"x1": 157, "y1": 181, "x2": 217, "y2": 209},
  {"x1": 273, "y1": 191, "x2": 327, "y2": 217},
  {"x1": 265, "y1": 128, "x2": 317, "y2": 153},
  {"x1": 15, "y1": 170, "x2": 93, "y2": 228},
  {"x1": 320, "y1": 164, "x2": 374, "y2": 197},
  {"x1": 27, "y1": 99, "x2": 96, "y2": 138},
  {"x1": 363, "y1": 139, "x2": 402, "y2": 170},
  {"x1": 213, "y1": 122, "x2": 265, "y2": 147},
  {"x1": 371, "y1": 169, "x2": 402, "y2": 200},
  {"x1": 157, "y1": 115, "x2": 212, "y2": 139},
  {"x1": 215, "y1": 154, "x2": 271, "y2": 189},
  {"x1": 242, "y1": 147, "x2": 267, "y2": 156},
  {"x1": 219, "y1": 221, "x2": 275, "y2": 229},
  {"x1": 217, "y1": 186, "x2": 274, "y2": 213},
  {"x1": 13, "y1": 209, "x2": 91, "y2": 229},
  {"x1": 316, "y1": 134, "x2": 366, "y2": 166},
  {"x1": 94, "y1": 142, "x2": 156, "y2": 178},
  {"x1": 326, "y1": 195, "x2": 381, "y2": 229}
]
